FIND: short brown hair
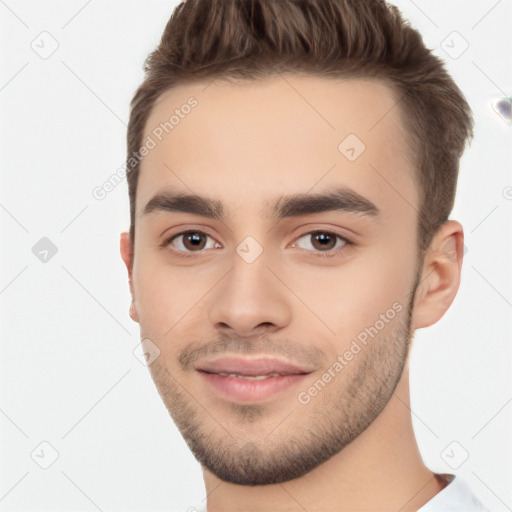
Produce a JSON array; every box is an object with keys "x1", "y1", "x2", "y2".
[{"x1": 126, "y1": 0, "x2": 474, "y2": 259}]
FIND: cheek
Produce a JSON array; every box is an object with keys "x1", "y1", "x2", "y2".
[
  {"x1": 292, "y1": 240, "x2": 416, "y2": 347},
  {"x1": 132, "y1": 252, "x2": 182, "y2": 329},
  {"x1": 132, "y1": 251, "x2": 218, "y2": 339}
]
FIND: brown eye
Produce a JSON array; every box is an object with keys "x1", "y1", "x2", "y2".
[
  {"x1": 309, "y1": 232, "x2": 337, "y2": 251},
  {"x1": 180, "y1": 232, "x2": 207, "y2": 251},
  {"x1": 292, "y1": 230, "x2": 350, "y2": 257},
  {"x1": 164, "y1": 231, "x2": 219, "y2": 255}
]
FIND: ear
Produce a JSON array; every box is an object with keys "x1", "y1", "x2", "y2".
[
  {"x1": 411, "y1": 220, "x2": 464, "y2": 330},
  {"x1": 120, "y1": 231, "x2": 139, "y2": 323}
]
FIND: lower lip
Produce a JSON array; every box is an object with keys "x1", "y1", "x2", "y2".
[{"x1": 198, "y1": 371, "x2": 310, "y2": 402}]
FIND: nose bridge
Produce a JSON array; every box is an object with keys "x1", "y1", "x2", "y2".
[{"x1": 208, "y1": 246, "x2": 291, "y2": 336}]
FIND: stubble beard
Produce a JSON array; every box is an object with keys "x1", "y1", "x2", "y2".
[{"x1": 147, "y1": 286, "x2": 417, "y2": 486}]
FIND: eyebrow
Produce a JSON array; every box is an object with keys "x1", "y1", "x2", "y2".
[{"x1": 142, "y1": 187, "x2": 380, "y2": 222}]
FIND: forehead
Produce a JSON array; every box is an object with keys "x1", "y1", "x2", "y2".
[{"x1": 137, "y1": 75, "x2": 418, "y2": 224}]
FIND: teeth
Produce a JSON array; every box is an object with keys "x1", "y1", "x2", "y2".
[{"x1": 217, "y1": 372, "x2": 281, "y2": 379}]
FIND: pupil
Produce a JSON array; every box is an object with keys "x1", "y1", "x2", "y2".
[
  {"x1": 314, "y1": 232, "x2": 334, "y2": 249},
  {"x1": 186, "y1": 233, "x2": 205, "y2": 250}
]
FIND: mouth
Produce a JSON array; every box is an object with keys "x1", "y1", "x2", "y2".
[
  {"x1": 195, "y1": 356, "x2": 314, "y2": 402},
  {"x1": 202, "y1": 372, "x2": 285, "y2": 380}
]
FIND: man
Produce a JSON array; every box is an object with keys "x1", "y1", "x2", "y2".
[{"x1": 120, "y1": 0, "x2": 489, "y2": 510}]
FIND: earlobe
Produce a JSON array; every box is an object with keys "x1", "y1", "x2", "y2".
[
  {"x1": 129, "y1": 300, "x2": 139, "y2": 323},
  {"x1": 120, "y1": 231, "x2": 139, "y2": 323},
  {"x1": 411, "y1": 220, "x2": 464, "y2": 330}
]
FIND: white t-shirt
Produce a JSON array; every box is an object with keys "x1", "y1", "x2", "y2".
[
  {"x1": 193, "y1": 474, "x2": 490, "y2": 511},
  {"x1": 418, "y1": 474, "x2": 490, "y2": 511}
]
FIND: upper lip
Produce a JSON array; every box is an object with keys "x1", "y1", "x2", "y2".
[{"x1": 195, "y1": 356, "x2": 314, "y2": 376}]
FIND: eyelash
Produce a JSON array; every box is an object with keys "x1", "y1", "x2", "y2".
[{"x1": 159, "y1": 230, "x2": 354, "y2": 259}]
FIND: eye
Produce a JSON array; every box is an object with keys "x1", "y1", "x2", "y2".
[
  {"x1": 290, "y1": 230, "x2": 352, "y2": 258},
  {"x1": 160, "y1": 229, "x2": 353, "y2": 259},
  {"x1": 161, "y1": 230, "x2": 220, "y2": 257}
]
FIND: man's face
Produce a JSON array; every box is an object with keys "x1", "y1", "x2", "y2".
[{"x1": 124, "y1": 75, "x2": 423, "y2": 485}]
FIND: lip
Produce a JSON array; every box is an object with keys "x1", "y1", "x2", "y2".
[
  {"x1": 195, "y1": 356, "x2": 314, "y2": 402},
  {"x1": 194, "y1": 356, "x2": 314, "y2": 376}
]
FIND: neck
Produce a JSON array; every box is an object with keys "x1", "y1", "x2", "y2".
[{"x1": 202, "y1": 364, "x2": 446, "y2": 512}]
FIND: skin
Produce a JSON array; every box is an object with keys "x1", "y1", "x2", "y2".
[{"x1": 120, "y1": 75, "x2": 464, "y2": 511}]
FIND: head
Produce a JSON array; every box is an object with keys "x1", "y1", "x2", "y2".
[{"x1": 120, "y1": 0, "x2": 473, "y2": 486}]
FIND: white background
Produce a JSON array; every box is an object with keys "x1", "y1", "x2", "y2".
[{"x1": 1, "y1": 1, "x2": 511, "y2": 511}]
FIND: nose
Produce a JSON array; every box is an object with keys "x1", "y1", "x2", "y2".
[{"x1": 208, "y1": 253, "x2": 292, "y2": 339}]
